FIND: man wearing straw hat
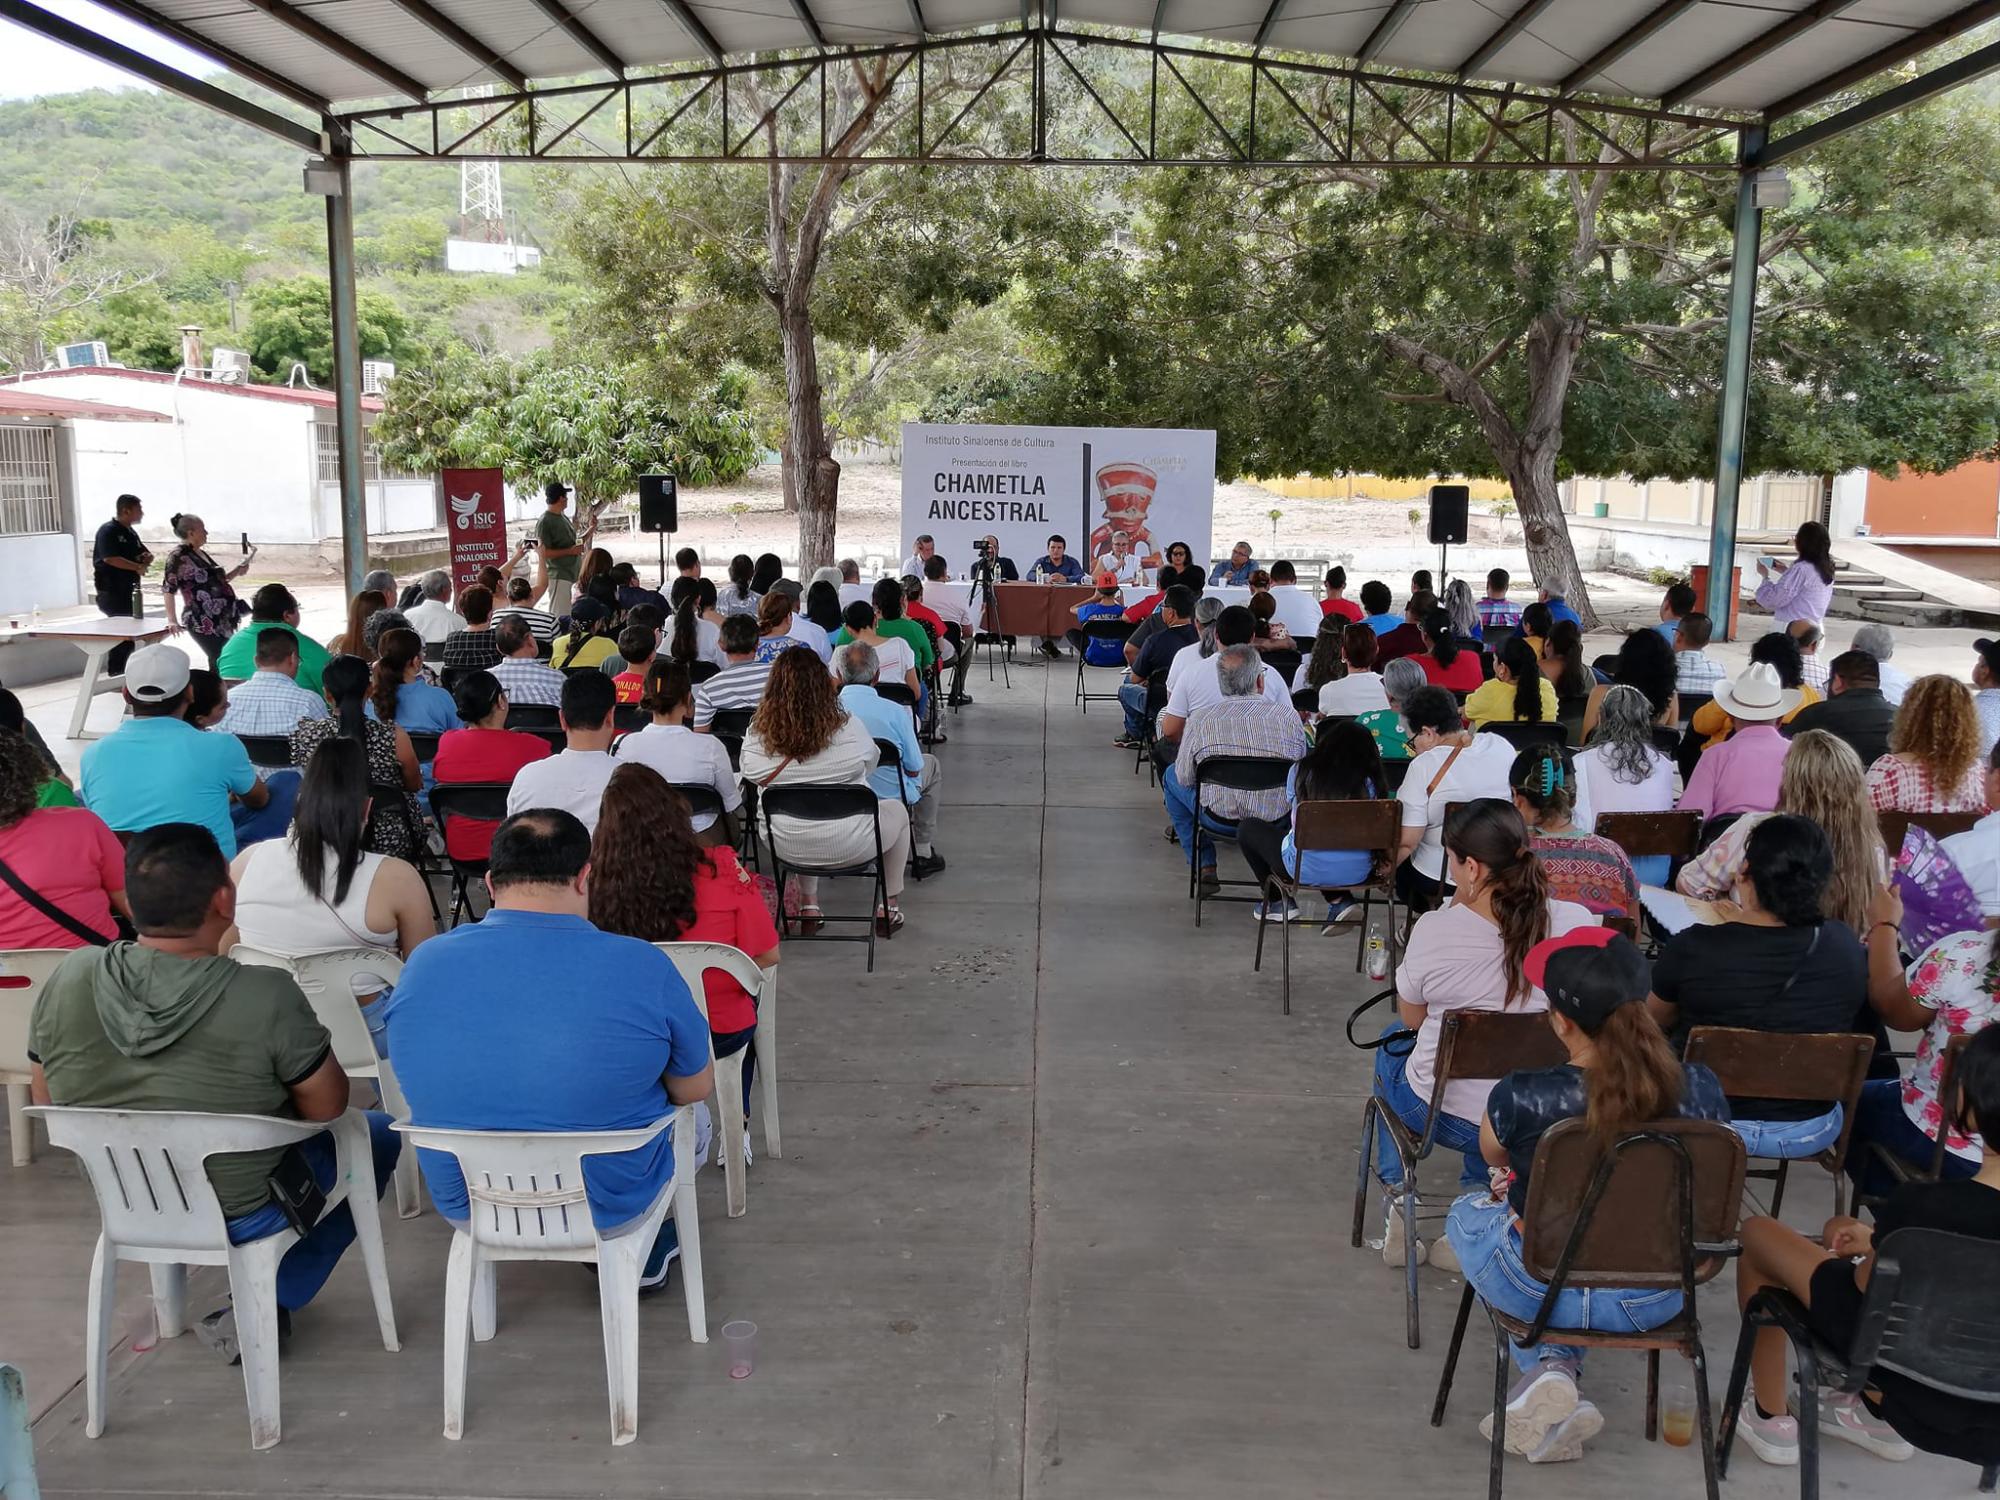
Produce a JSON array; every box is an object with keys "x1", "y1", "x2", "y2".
[{"x1": 1681, "y1": 661, "x2": 1801, "y2": 820}]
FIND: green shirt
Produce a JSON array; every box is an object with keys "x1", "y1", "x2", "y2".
[
  {"x1": 215, "y1": 621, "x2": 329, "y2": 694},
  {"x1": 833, "y1": 618, "x2": 935, "y2": 671},
  {"x1": 1357, "y1": 707, "x2": 1410, "y2": 762},
  {"x1": 36, "y1": 777, "x2": 80, "y2": 808},
  {"x1": 536, "y1": 508, "x2": 580, "y2": 581},
  {"x1": 29, "y1": 946, "x2": 334, "y2": 1217}
]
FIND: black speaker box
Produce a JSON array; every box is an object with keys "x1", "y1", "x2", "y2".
[
  {"x1": 1427, "y1": 484, "x2": 1469, "y2": 546},
  {"x1": 638, "y1": 474, "x2": 678, "y2": 533}
]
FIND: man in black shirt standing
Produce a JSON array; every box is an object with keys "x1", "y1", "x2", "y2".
[{"x1": 91, "y1": 492, "x2": 151, "y2": 673}]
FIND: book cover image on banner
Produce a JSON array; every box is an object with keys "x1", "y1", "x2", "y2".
[{"x1": 900, "y1": 423, "x2": 1217, "y2": 575}]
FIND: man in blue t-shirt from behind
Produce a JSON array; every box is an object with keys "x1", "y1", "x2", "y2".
[{"x1": 387, "y1": 808, "x2": 714, "y2": 1290}]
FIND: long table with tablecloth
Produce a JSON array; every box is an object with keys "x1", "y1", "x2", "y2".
[{"x1": 925, "y1": 580, "x2": 1257, "y2": 635}]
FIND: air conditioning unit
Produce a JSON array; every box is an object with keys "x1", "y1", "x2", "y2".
[
  {"x1": 209, "y1": 348, "x2": 251, "y2": 384},
  {"x1": 360, "y1": 360, "x2": 397, "y2": 396},
  {"x1": 56, "y1": 340, "x2": 110, "y2": 369}
]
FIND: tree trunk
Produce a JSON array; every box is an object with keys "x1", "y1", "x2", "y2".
[
  {"x1": 1500, "y1": 440, "x2": 1596, "y2": 629},
  {"x1": 782, "y1": 293, "x2": 840, "y2": 573}
]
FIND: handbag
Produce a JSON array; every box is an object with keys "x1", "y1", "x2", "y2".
[{"x1": 0, "y1": 849, "x2": 116, "y2": 947}]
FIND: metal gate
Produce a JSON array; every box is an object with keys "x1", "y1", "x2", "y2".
[{"x1": 0, "y1": 426, "x2": 61, "y2": 536}]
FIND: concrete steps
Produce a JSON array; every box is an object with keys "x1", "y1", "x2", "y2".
[{"x1": 1824, "y1": 561, "x2": 1965, "y2": 630}]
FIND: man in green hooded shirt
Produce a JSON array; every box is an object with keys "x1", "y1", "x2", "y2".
[{"x1": 28, "y1": 822, "x2": 399, "y2": 1346}]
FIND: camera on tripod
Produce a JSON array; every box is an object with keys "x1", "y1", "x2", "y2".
[{"x1": 974, "y1": 536, "x2": 997, "y2": 563}]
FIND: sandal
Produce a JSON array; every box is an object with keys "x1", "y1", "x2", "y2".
[
  {"x1": 798, "y1": 903, "x2": 824, "y2": 935},
  {"x1": 874, "y1": 905, "x2": 905, "y2": 937}
]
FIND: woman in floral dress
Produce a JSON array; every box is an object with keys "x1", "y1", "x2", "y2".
[{"x1": 161, "y1": 512, "x2": 253, "y2": 667}]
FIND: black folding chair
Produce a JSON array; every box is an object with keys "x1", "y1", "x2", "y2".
[
  {"x1": 235, "y1": 733, "x2": 294, "y2": 770},
  {"x1": 612, "y1": 704, "x2": 647, "y2": 733},
  {"x1": 1290, "y1": 687, "x2": 1319, "y2": 715},
  {"x1": 504, "y1": 703, "x2": 560, "y2": 732},
  {"x1": 689, "y1": 660, "x2": 721, "y2": 684},
  {"x1": 1259, "y1": 647, "x2": 1302, "y2": 687},
  {"x1": 427, "y1": 781, "x2": 511, "y2": 925},
  {"x1": 1480, "y1": 720, "x2": 1568, "y2": 752},
  {"x1": 1074, "y1": 617, "x2": 1138, "y2": 712},
  {"x1": 1719, "y1": 1228, "x2": 2000, "y2": 1498},
  {"x1": 421, "y1": 640, "x2": 445, "y2": 663},
  {"x1": 871, "y1": 736, "x2": 914, "y2": 810},
  {"x1": 1857, "y1": 1033, "x2": 1970, "y2": 1214},
  {"x1": 405, "y1": 731, "x2": 440, "y2": 765},
  {"x1": 1188, "y1": 754, "x2": 1295, "y2": 926},
  {"x1": 709, "y1": 706, "x2": 753, "y2": 772},
  {"x1": 1133, "y1": 669, "x2": 1169, "y2": 785},
  {"x1": 759, "y1": 783, "x2": 890, "y2": 972},
  {"x1": 368, "y1": 781, "x2": 441, "y2": 922}
]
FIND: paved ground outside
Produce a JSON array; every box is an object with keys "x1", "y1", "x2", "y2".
[{"x1": 4, "y1": 644, "x2": 1979, "y2": 1499}]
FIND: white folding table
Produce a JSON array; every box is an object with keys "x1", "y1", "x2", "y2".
[{"x1": 25, "y1": 617, "x2": 172, "y2": 739}]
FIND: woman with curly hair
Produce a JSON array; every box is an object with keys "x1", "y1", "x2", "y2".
[
  {"x1": 589, "y1": 763, "x2": 780, "y2": 1136},
  {"x1": 739, "y1": 647, "x2": 913, "y2": 934},
  {"x1": 1869, "y1": 674, "x2": 1989, "y2": 813},
  {"x1": 367, "y1": 627, "x2": 457, "y2": 736},
  {"x1": 0, "y1": 729, "x2": 128, "y2": 948},
  {"x1": 1580, "y1": 627, "x2": 1678, "y2": 738}
]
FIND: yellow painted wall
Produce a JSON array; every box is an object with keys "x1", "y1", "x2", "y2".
[{"x1": 1252, "y1": 474, "x2": 1515, "y2": 502}]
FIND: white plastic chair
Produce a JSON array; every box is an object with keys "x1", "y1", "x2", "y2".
[
  {"x1": 654, "y1": 940, "x2": 781, "y2": 1219},
  {"x1": 0, "y1": 948, "x2": 72, "y2": 1166},
  {"x1": 25, "y1": 1105, "x2": 399, "y2": 1450},
  {"x1": 229, "y1": 945, "x2": 421, "y2": 1219},
  {"x1": 395, "y1": 1109, "x2": 706, "y2": 1446}
]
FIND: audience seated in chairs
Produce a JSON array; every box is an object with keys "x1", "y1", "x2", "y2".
[
  {"x1": 369, "y1": 628, "x2": 458, "y2": 738},
  {"x1": 740, "y1": 646, "x2": 913, "y2": 936},
  {"x1": 431, "y1": 670, "x2": 550, "y2": 862},
  {"x1": 588, "y1": 764, "x2": 780, "y2": 1161},
  {"x1": 327, "y1": 588, "x2": 387, "y2": 661},
  {"x1": 1374, "y1": 590, "x2": 1436, "y2": 666},
  {"x1": 1784, "y1": 649, "x2": 1896, "y2": 769},
  {"x1": 1580, "y1": 627, "x2": 1679, "y2": 739},
  {"x1": 440, "y1": 586, "x2": 502, "y2": 672},
  {"x1": 1867, "y1": 674, "x2": 1989, "y2": 814},
  {"x1": 1571, "y1": 685, "x2": 1677, "y2": 885},
  {"x1": 290, "y1": 655, "x2": 421, "y2": 861},
  {"x1": 1373, "y1": 800, "x2": 1595, "y2": 1267},
  {"x1": 492, "y1": 575, "x2": 559, "y2": 644},
  {"x1": 1394, "y1": 686, "x2": 1516, "y2": 908},
  {"x1": 1682, "y1": 662, "x2": 1800, "y2": 821},
  {"x1": 552, "y1": 597, "x2": 619, "y2": 672},
  {"x1": 489, "y1": 616, "x2": 568, "y2": 708},
  {"x1": 1649, "y1": 814, "x2": 1872, "y2": 1161},
  {"x1": 1115, "y1": 585, "x2": 1198, "y2": 750},
  {"x1": 1941, "y1": 741, "x2": 2000, "y2": 920},
  {"x1": 667, "y1": 578, "x2": 727, "y2": 670},
  {"x1": 1065, "y1": 573, "x2": 1130, "y2": 660},
  {"x1": 693, "y1": 615, "x2": 772, "y2": 729},
  {"x1": 388, "y1": 809, "x2": 714, "y2": 1295},
  {"x1": 1673, "y1": 610, "x2": 1728, "y2": 694},
  {"x1": 834, "y1": 642, "x2": 946, "y2": 881},
  {"x1": 216, "y1": 582, "x2": 330, "y2": 691},
  {"x1": 613, "y1": 661, "x2": 742, "y2": 849},
  {"x1": 505, "y1": 669, "x2": 618, "y2": 835},
  {"x1": 1164, "y1": 644, "x2": 1309, "y2": 897},
  {"x1": 1509, "y1": 743, "x2": 1637, "y2": 921},
  {"x1": 1540, "y1": 618, "x2": 1592, "y2": 704},
  {"x1": 0, "y1": 731, "x2": 129, "y2": 949},
  {"x1": 1690, "y1": 632, "x2": 1820, "y2": 758},
  {"x1": 1234, "y1": 718, "x2": 1385, "y2": 929},
  {"x1": 1359, "y1": 656, "x2": 1429, "y2": 766},
  {"x1": 1464, "y1": 636, "x2": 1556, "y2": 729},
  {"x1": 28, "y1": 821, "x2": 401, "y2": 1351},
  {"x1": 224, "y1": 738, "x2": 433, "y2": 1053},
  {"x1": 1728, "y1": 1025, "x2": 2000, "y2": 1471},
  {"x1": 215, "y1": 627, "x2": 328, "y2": 740},
  {"x1": 610, "y1": 625, "x2": 661, "y2": 703},
  {"x1": 1413, "y1": 609, "x2": 1484, "y2": 694},
  {"x1": 1443, "y1": 927, "x2": 1728, "y2": 1463}
]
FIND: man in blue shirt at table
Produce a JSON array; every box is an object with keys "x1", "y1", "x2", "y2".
[
  {"x1": 388, "y1": 809, "x2": 714, "y2": 1291},
  {"x1": 1028, "y1": 534, "x2": 1086, "y2": 584},
  {"x1": 80, "y1": 643, "x2": 282, "y2": 854},
  {"x1": 835, "y1": 642, "x2": 946, "y2": 879},
  {"x1": 1208, "y1": 540, "x2": 1258, "y2": 587}
]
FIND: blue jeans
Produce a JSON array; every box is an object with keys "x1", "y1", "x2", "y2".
[
  {"x1": 232, "y1": 769, "x2": 301, "y2": 850},
  {"x1": 1161, "y1": 764, "x2": 1238, "y2": 871},
  {"x1": 1630, "y1": 854, "x2": 1670, "y2": 888},
  {"x1": 1447, "y1": 1192, "x2": 1684, "y2": 1372},
  {"x1": 1371, "y1": 1025, "x2": 1486, "y2": 1191},
  {"x1": 1728, "y1": 1103, "x2": 1843, "y2": 1160},
  {"x1": 224, "y1": 1110, "x2": 401, "y2": 1311},
  {"x1": 1118, "y1": 681, "x2": 1148, "y2": 737},
  {"x1": 1844, "y1": 1077, "x2": 1979, "y2": 1198}
]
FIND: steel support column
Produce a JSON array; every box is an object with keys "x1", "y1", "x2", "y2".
[
  {"x1": 1707, "y1": 126, "x2": 1763, "y2": 642},
  {"x1": 321, "y1": 148, "x2": 369, "y2": 596}
]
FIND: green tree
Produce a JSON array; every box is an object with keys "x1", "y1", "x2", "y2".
[
  {"x1": 84, "y1": 286, "x2": 182, "y2": 370},
  {"x1": 242, "y1": 275, "x2": 414, "y2": 382}
]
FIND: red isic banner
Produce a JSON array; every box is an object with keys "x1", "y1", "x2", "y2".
[{"x1": 443, "y1": 467, "x2": 507, "y2": 599}]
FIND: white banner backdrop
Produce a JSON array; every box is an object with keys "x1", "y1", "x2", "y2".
[{"x1": 900, "y1": 422, "x2": 1216, "y2": 574}]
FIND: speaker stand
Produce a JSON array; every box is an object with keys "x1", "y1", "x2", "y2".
[
  {"x1": 657, "y1": 528, "x2": 671, "y2": 590},
  {"x1": 1438, "y1": 540, "x2": 1450, "y2": 599}
]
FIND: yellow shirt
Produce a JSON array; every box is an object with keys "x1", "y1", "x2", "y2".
[
  {"x1": 553, "y1": 633, "x2": 619, "y2": 671},
  {"x1": 1464, "y1": 675, "x2": 1561, "y2": 727},
  {"x1": 1692, "y1": 683, "x2": 1820, "y2": 749}
]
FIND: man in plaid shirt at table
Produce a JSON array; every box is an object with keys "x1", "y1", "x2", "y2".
[
  {"x1": 214, "y1": 628, "x2": 328, "y2": 741},
  {"x1": 1165, "y1": 644, "x2": 1308, "y2": 896}
]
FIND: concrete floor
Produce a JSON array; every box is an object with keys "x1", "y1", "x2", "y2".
[{"x1": 3, "y1": 651, "x2": 1986, "y2": 1498}]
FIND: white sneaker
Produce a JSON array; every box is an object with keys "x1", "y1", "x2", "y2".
[
  {"x1": 1813, "y1": 1392, "x2": 1913, "y2": 1461},
  {"x1": 1382, "y1": 1191, "x2": 1427, "y2": 1267},
  {"x1": 1427, "y1": 1231, "x2": 1461, "y2": 1275},
  {"x1": 1527, "y1": 1399, "x2": 1603, "y2": 1463},
  {"x1": 1478, "y1": 1362, "x2": 1580, "y2": 1455},
  {"x1": 1736, "y1": 1396, "x2": 1800, "y2": 1467}
]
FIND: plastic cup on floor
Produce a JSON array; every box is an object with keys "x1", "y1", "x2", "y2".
[
  {"x1": 723, "y1": 1319, "x2": 757, "y2": 1380},
  {"x1": 1661, "y1": 1381, "x2": 1695, "y2": 1447}
]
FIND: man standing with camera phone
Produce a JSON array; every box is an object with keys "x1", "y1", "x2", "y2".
[{"x1": 535, "y1": 482, "x2": 592, "y2": 615}]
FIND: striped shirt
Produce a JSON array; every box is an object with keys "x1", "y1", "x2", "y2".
[
  {"x1": 492, "y1": 604, "x2": 559, "y2": 643},
  {"x1": 1173, "y1": 696, "x2": 1308, "y2": 822},
  {"x1": 694, "y1": 658, "x2": 772, "y2": 729},
  {"x1": 490, "y1": 656, "x2": 567, "y2": 707}
]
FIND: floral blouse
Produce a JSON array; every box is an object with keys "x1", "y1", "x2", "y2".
[
  {"x1": 161, "y1": 547, "x2": 239, "y2": 640},
  {"x1": 1903, "y1": 930, "x2": 1999, "y2": 1159},
  {"x1": 1866, "y1": 754, "x2": 1988, "y2": 815}
]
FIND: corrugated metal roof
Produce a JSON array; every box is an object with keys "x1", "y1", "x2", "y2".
[
  {"x1": 13, "y1": 0, "x2": 1998, "y2": 116},
  {"x1": 0, "y1": 388, "x2": 172, "y2": 423}
]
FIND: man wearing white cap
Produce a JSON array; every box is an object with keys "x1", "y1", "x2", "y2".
[
  {"x1": 79, "y1": 644, "x2": 273, "y2": 856},
  {"x1": 1680, "y1": 661, "x2": 1800, "y2": 820}
]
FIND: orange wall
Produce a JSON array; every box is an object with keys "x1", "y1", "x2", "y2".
[{"x1": 1865, "y1": 461, "x2": 1999, "y2": 538}]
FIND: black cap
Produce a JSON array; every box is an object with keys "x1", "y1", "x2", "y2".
[
  {"x1": 544, "y1": 481, "x2": 571, "y2": 504},
  {"x1": 568, "y1": 596, "x2": 609, "y2": 624},
  {"x1": 1977, "y1": 639, "x2": 2000, "y2": 676},
  {"x1": 1525, "y1": 927, "x2": 1650, "y2": 1031}
]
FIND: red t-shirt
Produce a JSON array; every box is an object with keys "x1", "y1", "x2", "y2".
[
  {"x1": 613, "y1": 671, "x2": 646, "y2": 704},
  {"x1": 1416, "y1": 651, "x2": 1486, "y2": 692},
  {"x1": 0, "y1": 806, "x2": 123, "y2": 949},
  {"x1": 675, "y1": 847, "x2": 780, "y2": 1034},
  {"x1": 431, "y1": 728, "x2": 552, "y2": 860},
  {"x1": 1322, "y1": 597, "x2": 1363, "y2": 623},
  {"x1": 906, "y1": 601, "x2": 947, "y2": 640},
  {"x1": 1123, "y1": 590, "x2": 1165, "y2": 622}
]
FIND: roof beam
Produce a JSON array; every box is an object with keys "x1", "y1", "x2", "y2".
[
  {"x1": 786, "y1": 0, "x2": 826, "y2": 48},
  {"x1": 530, "y1": 0, "x2": 627, "y2": 75},
  {"x1": 0, "y1": 0, "x2": 322, "y2": 149},
  {"x1": 68, "y1": 0, "x2": 328, "y2": 113},
  {"x1": 652, "y1": 0, "x2": 722, "y2": 63},
  {"x1": 1757, "y1": 28, "x2": 2000, "y2": 164},
  {"x1": 1560, "y1": 0, "x2": 1700, "y2": 96},
  {"x1": 1456, "y1": 0, "x2": 1556, "y2": 80},
  {"x1": 906, "y1": 0, "x2": 927, "y2": 36},
  {"x1": 1252, "y1": 0, "x2": 1287, "y2": 56},
  {"x1": 1356, "y1": 0, "x2": 1420, "y2": 64},
  {"x1": 1150, "y1": 0, "x2": 1168, "y2": 42},
  {"x1": 1660, "y1": 0, "x2": 1858, "y2": 109},
  {"x1": 1761, "y1": 0, "x2": 2000, "y2": 120},
  {"x1": 380, "y1": 0, "x2": 528, "y2": 90},
  {"x1": 233, "y1": 0, "x2": 430, "y2": 100}
]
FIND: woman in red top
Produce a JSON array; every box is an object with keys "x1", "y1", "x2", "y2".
[
  {"x1": 1321, "y1": 565, "x2": 1364, "y2": 623},
  {"x1": 0, "y1": 733, "x2": 127, "y2": 949},
  {"x1": 589, "y1": 763, "x2": 781, "y2": 1120},
  {"x1": 1413, "y1": 608, "x2": 1485, "y2": 693},
  {"x1": 429, "y1": 669, "x2": 550, "y2": 861}
]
